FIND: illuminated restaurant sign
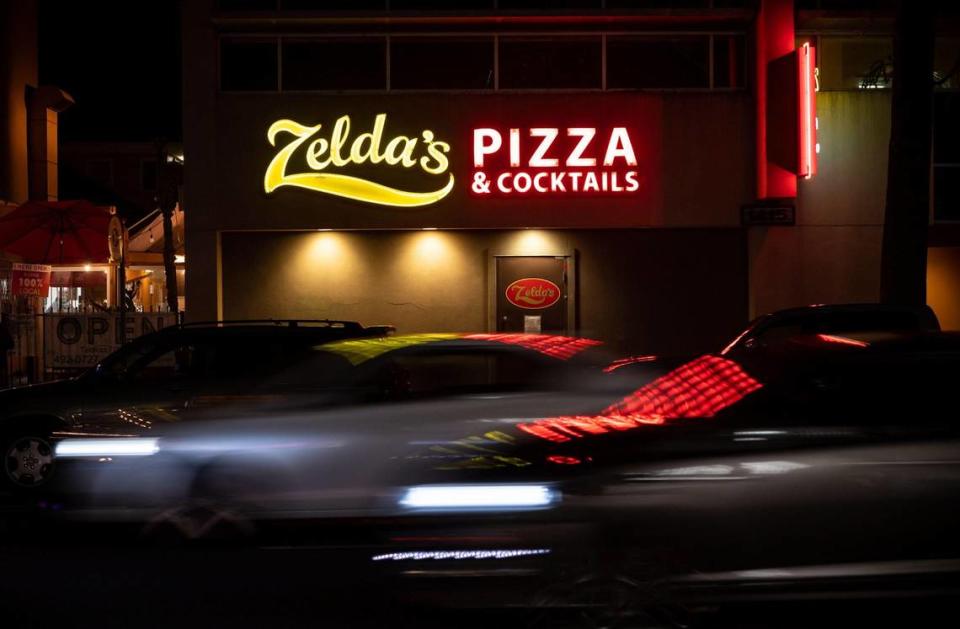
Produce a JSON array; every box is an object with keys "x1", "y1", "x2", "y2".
[
  {"x1": 471, "y1": 126, "x2": 640, "y2": 196},
  {"x1": 263, "y1": 112, "x2": 646, "y2": 207},
  {"x1": 264, "y1": 114, "x2": 454, "y2": 207}
]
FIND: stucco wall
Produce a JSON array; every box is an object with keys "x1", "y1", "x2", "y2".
[
  {"x1": 220, "y1": 228, "x2": 746, "y2": 355},
  {"x1": 748, "y1": 91, "x2": 890, "y2": 316}
]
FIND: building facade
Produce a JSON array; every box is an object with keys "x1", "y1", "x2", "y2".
[{"x1": 181, "y1": 0, "x2": 960, "y2": 355}]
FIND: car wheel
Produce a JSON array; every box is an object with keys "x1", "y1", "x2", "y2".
[{"x1": 3, "y1": 434, "x2": 56, "y2": 491}]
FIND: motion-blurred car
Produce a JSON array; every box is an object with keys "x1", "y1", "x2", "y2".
[
  {"x1": 378, "y1": 331, "x2": 960, "y2": 621},
  {"x1": 50, "y1": 332, "x2": 646, "y2": 515},
  {"x1": 0, "y1": 319, "x2": 391, "y2": 492},
  {"x1": 55, "y1": 330, "x2": 960, "y2": 625}
]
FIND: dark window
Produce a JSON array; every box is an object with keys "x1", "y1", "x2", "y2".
[
  {"x1": 220, "y1": 39, "x2": 278, "y2": 91},
  {"x1": 713, "y1": 35, "x2": 746, "y2": 88},
  {"x1": 934, "y1": 92, "x2": 960, "y2": 164},
  {"x1": 391, "y1": 37, "x2": 494, "y2": 89},
  {"x1": 498, "y1": 0, "x2": 601, "y2": 8},
  {"x1": 499, "y1": 37, "x2": 601, "y2": 89},
  {"x1": 261, "y1": 350, "x2": 355, "y2": 391},
  {"x1": 217, "y1": 0, "x2": 278, "y2": 10},
  {"x1": 606, "y1": 1, "x2": 708, "y2": 7},
  {"x1": 934, "y1": 167, "x2": 960, "y2": 222},
  {"x1": 800, "y1": 0, "x2": 896, "y2": 8},
  {"x1": 281, "y1": 38, "x2": 385, "y2": 90},
  {"x1": 607, "y1": 36, "x2": 709, "y2": 88},
  {"x1": 281, "y1": 0, "x2": 385, "y2": 9},
  {"x1": 934, "y1": 93, "x2": 960, "y2": 222},
  {"x1": 934, "y1": 38, "x2": 960, "y2": 90},
  {"x1": 141, "y1": 160, "x2": 158, "y2": 191},
  {"x1": 390, "y1": 0, "x2": 493, "y2": 8}
]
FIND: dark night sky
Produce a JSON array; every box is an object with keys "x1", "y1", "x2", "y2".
[{"x1": 38, "y1": 0, "x2": 182, "y2": 143}]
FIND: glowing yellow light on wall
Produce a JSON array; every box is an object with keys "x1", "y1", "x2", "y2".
[
  {"x1": 510, "y1": 230, "x2": 562, "y2": 255},
  {"x1": 412, "y1": 231, "x2": 449, "y2": 263},
  {"x1": 264, "y1": 114, "x2": 454, "y2": 207},
  {"x1": 309, "y1": 232, "x2": 344, "y2": 260}
]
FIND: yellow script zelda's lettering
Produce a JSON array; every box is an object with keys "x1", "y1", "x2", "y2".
[{"x1": 264, "y1": 114, "x2": 454, "y2": 207}]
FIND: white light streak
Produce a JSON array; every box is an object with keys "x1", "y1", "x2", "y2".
[
  {"x1": 371, "y1": 549, "x2": 551, "y2": 562},
  {"x1": 399, "y1": 484, "x2": 556, "y2": 510},
  {"x1": 55, "y1": 438, "x2": 160, "y2": 458}
]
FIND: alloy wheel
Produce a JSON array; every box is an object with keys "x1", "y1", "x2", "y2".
[{"x1": 5, "y1": 437, "x2": 55, "y2": 487}]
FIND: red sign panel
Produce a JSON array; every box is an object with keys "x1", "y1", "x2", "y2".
[
  {"x1": 10, "y1": 263, "x2": 52, "y2": 297},
  {"x1": 505, "y1": 277, "x2": 562, "y2": 310}
]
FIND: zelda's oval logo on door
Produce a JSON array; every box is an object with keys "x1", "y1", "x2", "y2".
[{"x1": 505, "y1": 278, "x2": 562, "y2": 310}]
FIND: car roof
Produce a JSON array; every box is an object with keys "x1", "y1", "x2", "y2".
[
  {"x1": 145, "y1": 320, "x2": 390, "y2": 342},
  {"x1": 752, "y1": 303, "x2": 940, "y2": 329},
  {"x1": 316, "y1": 333, "x2": 605, "y2": 365}
]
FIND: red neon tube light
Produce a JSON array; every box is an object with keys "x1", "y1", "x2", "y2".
[{"x1": 798, "y1": 42, "x2": 817, "y2": 179}]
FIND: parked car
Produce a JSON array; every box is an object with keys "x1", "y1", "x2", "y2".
[
  {"x1": 721, "y1": 302, "x2": 940, "y2": 357},
  {"x1": 0, "y1": 320, "x2": 392, "y2": 492}
]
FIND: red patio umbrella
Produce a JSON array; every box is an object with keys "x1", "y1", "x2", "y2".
[{"x1": 0, "y1": 200, "x2": 112, "y2": 264}]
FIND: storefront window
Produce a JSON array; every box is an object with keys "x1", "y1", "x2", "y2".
[
  {"x1": 390, "y1": 37, "x2": 494, "y2": 89},
  {"x1": 220, "y1": 39, "x2": 278, "y2": 91},
  {"x1": 282, "y1": 38, "x2": 386, "y2": 90},
  {"x1": 607, "y1": 36, "x2": 710, "y2": 89},
  {"x1": 499, "y1": 36, "x2": 601, "y2": 89}
]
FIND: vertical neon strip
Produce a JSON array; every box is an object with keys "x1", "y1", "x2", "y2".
[{"x1": 799, "y1": 43, "x2": 817, "y2": 179}]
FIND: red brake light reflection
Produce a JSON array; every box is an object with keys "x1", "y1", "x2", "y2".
[
  {"x1": 518, "y1": 355, "x2": 762, "y2": 443},
  {"x1": 464, "y1": 333, "x2": 602, "y2": 360},
  {"x1": 815, "y1": 334, "x2": 869, "y2": 348},
  {"x1": 603, "y1": 355, "x2": 658, "y2": 373}
]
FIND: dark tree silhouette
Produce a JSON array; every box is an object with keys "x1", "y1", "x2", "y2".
[{"x1": 880, "y1": 1, "x2": 935, "y2": 305}]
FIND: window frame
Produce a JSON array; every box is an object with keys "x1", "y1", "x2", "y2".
[{"x1": 216, "y1": 30, "x2": 749, "y2": 95}]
